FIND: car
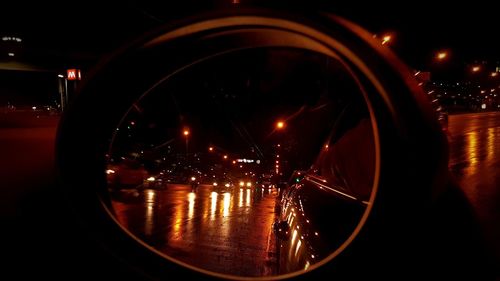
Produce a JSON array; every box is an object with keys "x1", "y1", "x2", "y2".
[
  {"x1": 273, "y1": 172, "x2": 367, "y2": 273},
  {"x1": 237, "y1": 178, "x2": 255, "y2": 188},
  {"x1": 272, "y1": 117, "x2": 375, "y2": 274},
  {"x1": 259, "y1": 174, "x2": 275, "y2": 188},
  {"x1": 108, "y1": 159, "x2": 149, "y2": 191},
  {"x1": 212, "y1": 177, "x2": 234, "y2": 190}
]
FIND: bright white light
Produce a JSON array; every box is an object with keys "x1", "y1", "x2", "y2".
[
  {"x1": 210, "y1": 192, "x2": 218, "y2": 218},
  {"x1": 32, "y1": 106, "x2": 36, "y2": 110},
  {"x1": 147, "y1": 176, "x2": 155, "y2": 182},
  {"x1": 223, "y1": 192, "x2": 231, "y2": 217},
  {"x1": 8, "y1": 52, "x2": 14, "y2": 57},
  {"x1": 188, "y1": 192, "x2": 196, "y2": 219},
  {"x1": 225, "y1": 183, "x2": 230, "y2": 188},
  {"x1": 246, "y1": 188, "x2": 251, "y2": 205},
  {"x1": 295, "y1": 239, "x2": 302, "y2": 256},
  {"x1": 381, "y1": 34, "x2": 392, "y2": 45},
  {"x1": 2, "y1": 37, "x2": 22, "y2": 42},
  {"x1": 291, "y1": 229, "x2": 298, "y2": 246},
  {"x1": 213, "y1": 182, "x2": 218, "y2": 186},
  {"x1": 191, "y1": 176, "x2": 196, "y2": 181},
  {"x1": 58, "y1": 74, "x2": 64, "y2": 78},
  {"x1": 106, "y1": 169, "x2": 115, "y2": 175},
  {"x1": 481, "y1": 104, "x2": 487, "y2": 109},
  {"x1": 239, "y1": 188, "x2": 243, "y2": 207}
]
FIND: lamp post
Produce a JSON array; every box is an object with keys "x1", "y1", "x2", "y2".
[
  {"x1": 436, "y1": 51, "x2": 449, "y2": 61},
  {"x1": 183, "y1": 128, "x2": 190, "y2": 158},
  {"x1": 57, "y1": 74, "x2": 66, "y2": 112},
  {"x1": 275, "y1": 120, "x2": 286, "y2": 180},
  {"x1": 276, "y1": 121, "x2": 285, "y2": 130},
  {"x1": 472, "y1": 66, "x2": 481, "y2": 73}
]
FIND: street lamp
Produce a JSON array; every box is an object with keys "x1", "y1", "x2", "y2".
[
  {"x1": 381, "y1": 34, "x2": 392, "y2": 45},
  {"x1": 274, "y1": 119, "x2": 287, "y2": 178},
  {"x1": 472, "y1": 66, "x2": 481, "y2": 73},
  {"x1": 276, "y1": 120, "x2": 285, "y2": 130},
  {"x1": 183, "y1": 128, "x2": 190, "y2": 157},
  {"x1": 57, "y1": 74, "x2": 66, "y2": 112},
  {"x1": 436, "y1": 51, "x2": 448, "y2": 61}
]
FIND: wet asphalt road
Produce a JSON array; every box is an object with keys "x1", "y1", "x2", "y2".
[
  {"x1": 448, "y1": 112, "x2": 500, "y2": 264},
  {"x1": 112, "y1": 184, "x2": 279, "y2": 277},
  {"x1": 109, "y1": 112, "x2": 500, "y2": 277}
]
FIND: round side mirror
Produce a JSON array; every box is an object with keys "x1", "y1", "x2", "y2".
[{"x1": 57, "y1": 9, "x2": 448, "y2": 280}]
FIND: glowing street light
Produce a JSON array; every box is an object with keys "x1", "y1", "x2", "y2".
[
  {"x1": 381, "y1": 34, "x2": 392, "y2": 45},
  {"x1": 183, "y1": 128, "x2": 190, "y2": 157},
  {"x1": 208, "y1": 146, "x2": 214, "y2": 152},
  {"x1": 472, "y1": 66, "x2": 481, "y2": 73},
  {"x1": 491, "y1": 72, "x2": 498, "y2": 77},
  {"x1": 276, "y1": 121, "x2": 285, "y2": 129},
  {"x1": 436, "y1": 51, "x2": 448, "y2": 61}
]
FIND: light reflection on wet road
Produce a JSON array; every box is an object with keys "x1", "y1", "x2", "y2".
[
  {"x1": 112, "y1": 185, "x2": 278, "y2": 277},
  {"x1": 448, "y1": 112, "x2": 500, "y2": 262},
  {"x1": 109, "y1": 112, "x2": 500, "y2": 276}
]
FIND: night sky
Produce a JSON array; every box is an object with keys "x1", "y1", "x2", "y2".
[{"x1": 0, "y1": 0, "x2": 498, "y2": 104}]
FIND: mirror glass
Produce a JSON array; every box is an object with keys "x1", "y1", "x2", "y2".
[{"x1": 105, "y1": 47, "x2": 376, "y2": 277}]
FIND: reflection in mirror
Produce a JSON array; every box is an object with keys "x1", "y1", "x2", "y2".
[{"x1": 105, "y1": 48, "x2": 376, "y2": 277}]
